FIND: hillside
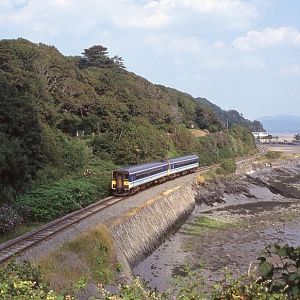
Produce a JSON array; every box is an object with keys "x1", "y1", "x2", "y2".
[
  {"x1": 0, "y1": 38, "x2": 256, "y2": 231},
  {"x1": 259, "y1": 115, "x2": 300, "y2": 133},
  {"x1": 196, "y1": 97, "x2": 265, "y2": 132}
]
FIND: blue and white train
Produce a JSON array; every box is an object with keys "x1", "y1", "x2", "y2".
[{"x1": 111, "y1": 155, "x2": 199, "y2": 195}]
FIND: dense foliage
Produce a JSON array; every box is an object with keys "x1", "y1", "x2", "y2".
[
  {"x1": 0, "y1": 260, "x2": 59, "y2": 299},
  {"x1": 0, "y1": 204, "x2": 23, "y2": 233},
  {"x1": 0, "y1": 38, "x2": 257, "y2": 228},
  {"x1": 17, "y1": 179, "x2": 98, "y2": 221}
]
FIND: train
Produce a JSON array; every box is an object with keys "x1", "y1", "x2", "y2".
[{"x1": 111, "y1": 154, "x2": 199, "y2": 195}]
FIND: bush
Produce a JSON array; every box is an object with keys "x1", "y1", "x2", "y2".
[
  {"x1": 0, "y1": 260, "x2": 59, "y2": 299},
  {"x1": 80, "y1": 159, "x2": 116, "y2": 198},
  {"x1": 17, "y1": 179, "x2": 99, "y2": 221},
  {"x1": 217, "y1": 158, "x2": 237, "y2": 174},
  {"x1": 212, "y1": 276, "x2": 286, "y2": 300},
  {"x1": 265, "y1": 150, "x2": 283, "y2": 160},
  {"x1": 0, "y1": 204, "x2": 23, "y2": 233},
  {"x1": 257, "y1": 244, "x2": 300, "y2": 299}
]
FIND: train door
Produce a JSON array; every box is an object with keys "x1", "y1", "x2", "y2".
[
  {"x1": 167, "y1": 161, "x2": 171, "y2": 175},
  {"x1": 116, "y1": 172, "x2": 124, "y2": 191}
]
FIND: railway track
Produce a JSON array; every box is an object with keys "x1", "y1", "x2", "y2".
[
  {"x1": 0, "y1": 196, "x2": 125, "y2": 264},
  {"x1": 0, "y1": 146, "x2": 266, "y2": 265},
  {"x1": 236, "y1": 145, "x2": 267, "y2": 164}
]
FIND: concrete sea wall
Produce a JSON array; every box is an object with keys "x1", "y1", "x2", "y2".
[{"x1": 109, "y1": 185, "x2": 196, "y2": 276}]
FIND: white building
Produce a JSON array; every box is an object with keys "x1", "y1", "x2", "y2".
[{"x1": 252, "y1": 132, "x2": 269, "y2": 139}]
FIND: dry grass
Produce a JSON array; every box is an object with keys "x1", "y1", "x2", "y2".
[
  {"x1": 196, "y1": 174, "x2": 206, "y2": 185},
  {"x1": 37, "y1": 224, "x2": 117, "y2": 293},
  {"x1": 189, "y1": 129, "x2": 208, "y2": 137}
]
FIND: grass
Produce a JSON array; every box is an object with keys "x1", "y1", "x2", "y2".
[
  {"x1": 277, "y1": 209, "x2": 300, "y2": 223},
  {"x1": 264, "y1": 150, "x2": 284, "y2": 160},
  {"x1": 189, "y1": 129, "x2": 208, "y2": 137},
  {"x1": 37, "y1": 224, "x2": 118, "y2": 294},
  {"x1": 202, "y1": 168, "x2": 225, "y2": 181},
  {"x1": 0, "y1": 222, "x2": 42, "y2": 244},
  {"x1": 182, "y1": 216, "x2": 233, "y2": 236}
]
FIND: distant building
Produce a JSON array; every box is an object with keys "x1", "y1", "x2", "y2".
[
  {"x1": 252, "y1": 132, "x2": 269, "y2": 139},
  {"x1": 252, "y1": 131, "x2": 277, "y2": 143}
]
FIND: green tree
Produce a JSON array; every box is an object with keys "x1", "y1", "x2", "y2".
[
  {"x1": 0, "y1": 78, "x2": 44, "y2": 199},
  {"x1": 80, "y1": 45, "x2": 114, "y2": 68},
  {"x1": 195, "y1": 105, "x2": 223, "y2": 132}
]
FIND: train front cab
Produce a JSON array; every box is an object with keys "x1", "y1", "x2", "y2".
[{"x1": 112, "y1": 170, "x2": 130, "y2": 195}]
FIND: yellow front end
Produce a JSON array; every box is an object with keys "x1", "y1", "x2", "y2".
[
  {"x1": 111, "y1": 179, "x2": 116, "y2": 190},
  {"x1": 124, "y1": 180, "x2": 131, "y2": 190}
]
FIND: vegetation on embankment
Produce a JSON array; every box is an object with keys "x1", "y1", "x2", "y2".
[
  {"x1": 264, "y1": 150, "x2": 284, "y2": 160},
  {"x1": 37, "y1": 225, "x2": 118, "y2": 294},
  {"x1": 0, "y1": 38, "x2": 256, "y2": 233},
  {"x1": 1, "y1": 243, "x2": 299, "y2": 299}
]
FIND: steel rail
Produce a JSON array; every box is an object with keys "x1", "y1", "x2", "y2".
[{"x1": 0, "y1": 196, "x2": 125, "y2": 264}]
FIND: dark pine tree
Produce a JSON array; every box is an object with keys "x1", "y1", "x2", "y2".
[{"x1": 80, "y1": 45, "x2": 114, "y2": 68}]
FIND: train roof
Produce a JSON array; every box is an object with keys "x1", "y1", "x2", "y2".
[
  {"x1": 169, "y1": 154, "x2": 199, "y2": 163},
  {"x1": 115, "y1": 161, "x2": 167, "y2": 174},
  {"x1": 114, "y1": 155, "x2": 199, "y2": 174}
]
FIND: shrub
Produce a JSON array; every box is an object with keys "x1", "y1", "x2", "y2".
[
  {"x1": 81, "y1": 159, "x2": 116, "y2": 198},
  {"x1": 0, "y1": 260, "x2": 60, "y2": 299},
  {"x1": 265, "y1": 150, "x2": 283, "y2": 160},
  {"x1": 212, "y1": 276, "x2": 286, "y2": 300},
  {"x1": 16, "y1": 179, "x2": 99, "y2": 221},
  {"x1": 257, "y1": 244, "x2": 300, "y2": 299},
  {"x1": 0, "y1": 204, "x2": 23, "y2": 233},
  {"x1": 217, "y1": 158, "x2": 237, "y2": 174}
]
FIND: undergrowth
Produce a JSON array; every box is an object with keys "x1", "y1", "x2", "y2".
[
  {"x1": 1, "y1": 243, "x2": 299, "y2": 299},
  {"x1": 37, "y1": 225, "x2": 118, "y2": 294},
  {"x1": 264, "y1": 150, "x2": 284, "y2": 160}
]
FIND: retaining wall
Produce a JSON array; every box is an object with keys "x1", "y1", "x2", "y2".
[{"x1": 108, "y1": 185, "x2": 196, "y2": 276}]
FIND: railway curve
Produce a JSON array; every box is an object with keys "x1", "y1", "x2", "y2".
[{"x1": 0, "y1": 146, "x2": 266, "y2": 264}]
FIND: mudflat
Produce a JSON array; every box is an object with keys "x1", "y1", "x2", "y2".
[{"x1": 134, "y1": 159, "x2": 300, "y2": 292}]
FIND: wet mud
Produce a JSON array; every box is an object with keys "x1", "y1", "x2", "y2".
[{"x1": 133, "y1": 162, "x2": 300, "y2": 292}]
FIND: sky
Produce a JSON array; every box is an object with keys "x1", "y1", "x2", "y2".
[{"x1": 1, "y1": 0, "x2": 300, "y2": 120}]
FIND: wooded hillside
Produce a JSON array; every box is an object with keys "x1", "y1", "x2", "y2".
[{"x1": 0, "y1": 38, "x2": 256, "y2": 229}]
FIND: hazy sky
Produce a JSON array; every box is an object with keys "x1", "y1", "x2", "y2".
[{"x1": 1, "y1": 0, "x2": 300, "y2": 120}]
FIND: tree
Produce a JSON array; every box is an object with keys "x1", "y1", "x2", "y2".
[
  {"x1": 80, "y1": 45, "x2": 114, "y2": 68},
  {"x1": 294, "y1": 133, "x2": 300, "y2": 141},
  {"x1": 195, "y1": 105, "x2": 223, "y2": 132},
  {"x1": 0, "y1": 77, "x2": 44, "y2": 199},
  {"x1": 112, "y1": 55, "x2": 126, "y2": 69}
]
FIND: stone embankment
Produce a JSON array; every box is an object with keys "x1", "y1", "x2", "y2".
[{"x1": 109, "y1": 185, "x2": 196, "y2": 277}]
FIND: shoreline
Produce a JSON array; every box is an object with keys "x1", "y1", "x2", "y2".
[{"x1": 133, "y1": 156, "x2": 300, "y2": 292}]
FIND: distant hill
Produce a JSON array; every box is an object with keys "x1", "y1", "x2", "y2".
[
  {"x1": 196, "y1": 98, "x2": 265, "y2": 132},
  {"x1": 259, "y1": 115, "x2": 300, "y2": 133}
]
